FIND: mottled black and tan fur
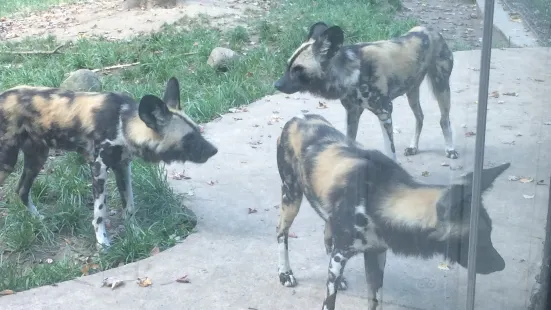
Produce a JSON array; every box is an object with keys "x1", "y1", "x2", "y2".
[
  {"x1": 275, "y1": 22, "x2": 458, "y2": 162},
  {"x1": 0, "y1": 77, "x2": 218, "y2": 248},
  {"x1": 275, "y1": 114, "x2": 508, "y2": 310}
]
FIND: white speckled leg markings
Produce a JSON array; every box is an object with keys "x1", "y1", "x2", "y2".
[
  {"x1": 277, "y1": 182, "x2": 302, "y2": 287},
  {"x1": 91, "y1": 156, "x2": 110, "y2": 248},
  {"x1": 364, "y1": 250, "x2": 387, "y2": 310},
  {"x1": 322, "y1": 251, "x2": 351, "y2": 310}
]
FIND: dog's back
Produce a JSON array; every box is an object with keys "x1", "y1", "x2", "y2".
[{"x1": 0, "y1": 85, "x2": 134, "y2": 152}]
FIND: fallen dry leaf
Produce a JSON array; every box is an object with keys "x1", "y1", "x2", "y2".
[
  {"x1": 508, "y1": 175, "x2": 520, "y2": 181},
  {"x1": 233, "y1": 117, "x2": 243, "y2": 121},
  {"x1": 170, "y1": 170, "x2": 191, "y2": 180},
  {"x1": 537, "y1": 180, "x2": 546, "y2": 185},
  {"x1": 489, "y1": 91, "x2": 499, "y2": 98},
  {"x1": 465, "y1": 131, "x2": 476, "y2": 137},
  {"x1": 519, "y1": 177, "x2": 534, "y2": 183},
  {"x1": 0, "y1": 289, "x2": 15, "y2": 296},
  {"x1": 421, "y1": 171, "x2": 430, "y2": 177},
  {"x1": 497, "y1": 100, "x2": 505, "y2": 104},
  {"x1": 102, "y1": 277, "x2": 125, "y2": 290},
  {"x1": 207, "y1": 180, "x2": 217, "y2": 186},
  {"x1": 437, "y1": 262, "x2": 450, "y2": 271},
  {"x1": 508, "y1": 12, "x2": 522, "y2": 23},
  {"x1": 523, "y1": 194, "x2": 535, "y2": 199},
  {"x1": 81, "y1": 263, "x2": 100, "y2": 276},
  {"x1": 137, "y1": 277, "x2": 152, "y2": 287},
  {"x1": 150, "y1": 246, "x2": 160, "y2": 256},
  {"x1": 503, "y1": 92, "x2": 519, "y2": 96},
  {"x1": 441, "y1": 162, "x2": 450, "y2": 167},
  {"x1": 301, "y1": 109, "x2": 309, "y2": 113},
  {"x1": 288, "y1": 232, "x2": 298, "y2": 238},
  {"x1": 248, "y1": 208, "x2": 258, "y2": 214},
  {"x1": 544, "y1": 121, "x2": 551, "y2": 125},
  {"x1": 176, "y1": 275, "x2": 191, "y2": 283},
  {"x1": 317, "y1": 101, "x2": 328, "y2": 109}
]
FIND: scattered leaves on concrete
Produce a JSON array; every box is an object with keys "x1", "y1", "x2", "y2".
[
  {"x1": 508, "y1": 12, "x2": 522, "y2": 23},
  {"x1": 0, "y1": 290, "x2": 15, "y2": 296},
  {"x1": 421, "y1": 171, "x2": 430, "y2": 177},
  {"x1": 170, "y1": 170, "x2": 191, "y2": 180},
  {"x1": 508, "y1": 175, "x2": 520, "y2": 181},
  {"x1": 207, "y1": 180, "x2": 218, "y2": 186},
  {"x1": 176, "y1": 275, "x2": 190, "y2": 283},
  {"x1": 441, "y1": 162, "x2": 450, "y2": 167},
  {"x1": 317, "y1": 101, "x2": 328, "y2": 109},
  {"x1": 248, "y1": 208, "x2": 257, "y2": 214},
  {"x1": 137, "y1": 277, "x2": 153, "y2": 287},
  {"x1": 523, "y1": 194, "x2": 535, "y2": 199},
  {"x1": 233, "y1": 117, "x2": 243, "y2": 121},
  {"x1": 437, "y1": 262, "x2": 450, "y2": 271},
  {"x1": 288, "y1": 232, "x2": 298, "y2": 238},
  {"x1": 465, "y1": 131, "x2": 476, "y2": 137},
  {"x1": 489, "y1": 90, "x2": 499, "y2": 98},
  {"x1": 102, "y1": 277, "x2": 125, "y2": 290},
  {"x1": 519, "y1": 177, "x2": 534, "y2": 183},
  {"x1": 502, "y1": 92, "x2": 519, "y2": 96},
  {"x1": 544, "y1": 121, "x2": 551, "y2": 125}
]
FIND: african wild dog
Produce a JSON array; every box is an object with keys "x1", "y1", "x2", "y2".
[
  {"x1": 276, "y1": 113, "x2": 508, "y2": 310},
  {"x1": 274, "y1": 22, "x2": 458, "y2": 162},
  {"x1": 0, "y1": 77, "x2": 218, "y2": 248}
]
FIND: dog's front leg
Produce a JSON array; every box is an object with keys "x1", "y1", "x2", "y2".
[
  {"x1": 364, "y1": 249, "x2": 387, "y2": 310},
  {"x1": 341, "y1": 98, "x2": 364, "y2": 141},
  {"x1": 90, "y1": 154, "x2": 111, "y2": 249},
  {"x1": 377, "y1": 110, "x2": 397, "y2": 162},
  {"x1": 112, "y1": 159, "x2": 135, "y2": 220}
]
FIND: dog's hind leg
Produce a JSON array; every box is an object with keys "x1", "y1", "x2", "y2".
[
  {"x1": 341, "y1": 98, "x2": 364, "y2": 141},
  {"x1": 404, "y1": 84, "x2": 424, "y2": 157},
  {"x1": 364, "y1": 249, "x2": 387, "y2": 310},
  {"x1": 0, "y1": 144, "x2": 20, "y2": 186},
  {"x1": 321, "y1": 244, "x2": 354, "y2": 310},
  {"x1": 323, "y1": 222, "x2": 349, "y2": 291},
  {"x1": 90, "y1": 150, "x2": 111, "y2": 249},
  {"x1": 17, "y1": 141, "x2": 49, "y2": 218},
  {"x1": 276, "y1": 179, "x2": 303, "y2": 287},
  {"x1": 112, "y1": 158, "x2": 135, "y2": 220},
  {"x1": 428, "y1": 39, "x2": 458, "y2": 159}
]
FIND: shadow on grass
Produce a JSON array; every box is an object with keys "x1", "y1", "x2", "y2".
[{"x1": 0, "y1": 0, "x2": 418, "y2": 293}]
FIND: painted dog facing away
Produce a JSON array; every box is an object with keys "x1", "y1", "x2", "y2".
[
  {"x1": 0, "y1": 77, "x2": 218, "y2": 248},
  {"x1": 275, "y1": 113, "x2": 508, "y2": 310},
  {"x1": 275, "y1": 22, "x2": 458, "y2": 162}
]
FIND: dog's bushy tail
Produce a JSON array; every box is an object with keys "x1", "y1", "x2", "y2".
[{"x1": 426, "y1": 31, "x2": 454, "y2": 101}]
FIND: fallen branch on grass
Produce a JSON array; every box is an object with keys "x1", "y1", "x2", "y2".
[
  {"x1": 91, "y1": 62, "x2": 141, "y2": 73},
  {"x1": 0, "y1": 44, "x2": 67, "y2": 55}
]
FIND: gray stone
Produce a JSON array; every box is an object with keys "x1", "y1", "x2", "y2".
[
  {"x1": 207, "y1": 47, "x2": 238, "y2": 72},
  {"x1": 60, "y1": 69, "x2": 102, "y2": 92}
]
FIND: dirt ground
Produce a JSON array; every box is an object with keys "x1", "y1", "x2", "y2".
[{"x1": 0, "y1": 0, "x2": 512, "y2": 49}]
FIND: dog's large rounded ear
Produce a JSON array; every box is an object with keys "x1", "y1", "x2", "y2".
[
  {"x1": 163, "y1": 77, "x2": 181, "y2": 110},
  {"x1": 138, "y1": 94, "x2": 171, "y2": 131},
  {"x1": 313, "y1": 25, "x2": 345, "y2": 62},
  {"x1": 306, "y1": 21, "x2": 329, "y2": 41}
]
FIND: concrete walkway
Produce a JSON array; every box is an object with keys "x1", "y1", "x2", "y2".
[{"x1": 2, "y1": 48, "x2": 551, "y2": 310}]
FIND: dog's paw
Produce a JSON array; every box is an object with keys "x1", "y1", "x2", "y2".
[
  {"x1": 337, "y1": 277, "x2": 348, "y2": 291},
  {"x1": 446, "y1": 149, "x2": 459, "y2": 159},
  {"x1": 279, "y1": 270, "x2": 297, "y2": 287},
  {"x1": 404, "y1": 147, "x2": 418, "y2": 156}
]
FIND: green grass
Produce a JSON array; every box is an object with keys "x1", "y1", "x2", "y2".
[
  {"x1": 0, "y1": 0, "x2": 84, "y2": 16},
  {"x1": 0, "y1": 0, "x2": 417, "y2": 293}
]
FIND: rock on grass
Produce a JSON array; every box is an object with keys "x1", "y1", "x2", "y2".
[
  {"x1": 207, "y1": 47, "x2": 238, "y2": 72},
  {"x1": 60, "y1": 69, "x2": 102, "y2": 92}
]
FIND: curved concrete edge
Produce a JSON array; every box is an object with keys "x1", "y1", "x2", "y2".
[
  {"x1": 476, "y1": 0, "x2": 540, "y2": 47},
  {"x1": 0, "y1": 48, "x2": 550, "y2": 310}
]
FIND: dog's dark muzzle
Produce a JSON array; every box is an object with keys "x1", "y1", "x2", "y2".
[{"x1": 274, "y1": 74, "x2": 301, "y2": 94}]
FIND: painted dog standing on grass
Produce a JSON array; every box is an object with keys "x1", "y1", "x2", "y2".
[
  {"x1": 276, "y1": 113, "x2": 508, "y2": 310},
  {"x1": 274, "y1": 22, "x2": 459, "y2": 162},
  {"x1": 0, "y1": 77, "x2": 218, "y2": 248}
]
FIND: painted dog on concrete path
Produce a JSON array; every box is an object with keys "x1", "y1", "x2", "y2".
[
  {"x1": 274, "y1": 22, "x2": 458, "y2": 162},
  {"x1": 275, "y1": 113, "x2": 507, "y2": 310},
  {"x1": 0, "y1": 77, "x2": 218, "y2": 248}
]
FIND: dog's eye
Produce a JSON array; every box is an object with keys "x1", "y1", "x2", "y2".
[{"x1": 292, "y1": 65, "x2": 304, "y2": 75}]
